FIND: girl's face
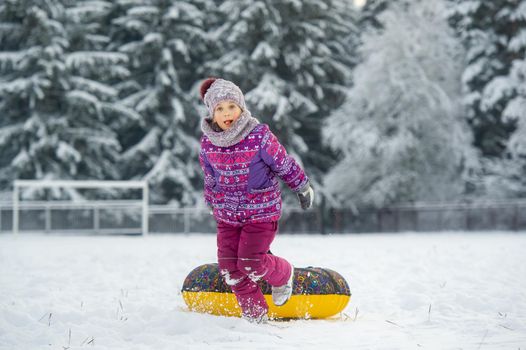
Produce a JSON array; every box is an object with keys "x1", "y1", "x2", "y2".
[{"x1": 213, "y1": 100, "x2": 242, "y2": 130}]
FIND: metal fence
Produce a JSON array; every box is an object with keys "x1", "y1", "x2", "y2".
[
  {"x1": 1, "y1": 199, "x2": 525, "y2": 235},
  {"x1": 0, "y1": 201, "x2": 216, "y2": 235},
  {"x1": 325, "y1": 200, "x2": 526, "y2": 233}
]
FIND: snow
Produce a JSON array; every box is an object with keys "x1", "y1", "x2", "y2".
[
  {"x1": 480, "y1": 76, "x2": 513, "y2": 112},
  {"x1": 511, "y1": 1, "x2": 526, "y2": 21},
  {"x1": 245, "y1": 74, "x2": 285, "y2": 114},
  {"x1": 120, "y1": 127, "x2": 161, "y2": 162},
  {"x1": 1, "y1": 232, "x2": 525, "y2": 349},
  {"x1": 69, "y1": 77, "x2": 118, "y2": 100},
  {"x1": 509, "y1": 29, "x2": 526, "y2": 52},
  {"x1": 0, "y1": 51, "x2": 25, "y2": 71},
  {"x1": 66, "y1": 52, "x2": 128, "y2": 71}
]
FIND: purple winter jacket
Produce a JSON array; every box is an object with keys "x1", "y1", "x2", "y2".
[{"x1": 199, "y1": 124, "x2": 309, "y2": 226}]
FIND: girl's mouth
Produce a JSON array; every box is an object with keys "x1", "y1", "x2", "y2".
[{"x1": 224, "y1": 120, "x2": 233, "y2": 126}]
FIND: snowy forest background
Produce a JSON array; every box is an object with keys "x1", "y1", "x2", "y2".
[{"x1": 0, "y1": 0, "x2": 525, "y2": 209}]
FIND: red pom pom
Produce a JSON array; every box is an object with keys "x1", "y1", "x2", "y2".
[{"x1": 200, "y1": 78, "x2": 217, "y2": 100}]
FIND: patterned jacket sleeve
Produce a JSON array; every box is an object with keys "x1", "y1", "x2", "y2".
[
  {"x1": 199, "y1": 143, "x2": 216, "y2": 206},
  {"x1": 260, "y1": 125, "x2": 309, "y2": 192}
]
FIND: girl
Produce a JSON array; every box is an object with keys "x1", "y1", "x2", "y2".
[{"x1": 198, "y1": 78, "x2": 314, "y2": 323}]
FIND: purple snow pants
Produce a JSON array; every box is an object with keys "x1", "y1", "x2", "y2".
[{"x1": 217, "y1": 221, "x2": 292, "y2": 318}]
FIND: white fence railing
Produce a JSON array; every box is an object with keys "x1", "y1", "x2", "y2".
[
  {"x1": 0, "y1": 201, "x2": 214, "y2": 235},
  {"x1": 2, "y1": 199, "x2": 526, "y2": 235},
  {"x1": 12, "y1": 180, "x2": 149, "y2": 235}
]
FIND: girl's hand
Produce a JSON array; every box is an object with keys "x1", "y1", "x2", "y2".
[{"x1": 297, "y1": 184, "x2": 314, "y2": 210}]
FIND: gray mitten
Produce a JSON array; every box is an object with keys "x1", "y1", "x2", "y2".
[{"x1": 297, "y1": 184, "x2": 314, "y2": 210}]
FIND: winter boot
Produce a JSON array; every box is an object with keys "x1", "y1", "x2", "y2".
[
  {"x1": 242, "y1": 313, "x2": 269, "y2": 324},
  {"x1": 272, "y1": 266, "x2": 294, "y2": 306}
]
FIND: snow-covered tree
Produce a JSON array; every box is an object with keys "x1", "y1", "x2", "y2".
[
  {"x1": 490, "y1": 29, "x2": 526, "y2": 198},
  {"x1": 449, "y1": 0, "x2": 525, "y2": 157},
  {"x1": 323, "y1": 0, "x2": 479, "y2": 208},
  {"x1": 358, "y1": 0, "x2": 391, "y2": 31},
  {"x1": 449, "y1": 0, "x2": 526, "y2": 198},
  {"x1": 109, "y1": 0, "x2": 214, "y2": 205},
  {"x1": 505, "y1": 60, "x2": 526, "y2": 160},
  {"x1": 203, "y1": 0, "x2": 358, "y2": 193},
  {"x1": 0, "y1": 0, "x2": 136, "y2": 198}
]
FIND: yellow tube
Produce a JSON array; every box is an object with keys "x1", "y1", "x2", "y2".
[{"x1": 182, "y1": 291, "x2": 351, "y2": 319}]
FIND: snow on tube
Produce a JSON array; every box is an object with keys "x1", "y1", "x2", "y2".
[{"x1": 181, "y1": 263, "x2": 351, "y2": 319}]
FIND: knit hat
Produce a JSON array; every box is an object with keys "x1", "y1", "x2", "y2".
[
  {"x1": 199, "y1": 77, "x2": 259, "y2": 147},
  {"x1": 200, "y1": 78, "x2": 248, "y2": 120}
]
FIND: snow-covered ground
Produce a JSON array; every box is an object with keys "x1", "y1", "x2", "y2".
[{"x1": 0, "y1": 232, "x2": 525, "y2": 350}]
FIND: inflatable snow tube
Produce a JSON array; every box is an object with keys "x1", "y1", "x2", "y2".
[{"x1": 182, "y1": 263, "x2": 351, "y2": 319}]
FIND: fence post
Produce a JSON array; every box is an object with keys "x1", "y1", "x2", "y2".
[
  {"x1": 465, "y1": 208, "x2": 471, "y2": 230},
  {"x1": 437, "y1": 208, "x2": 442, "y2": 232},
  {"x1": 184, "y1": 208, "x2": 190, "y2": 234},
  {"x1": 491, "y1": 207, "x2": 496, "y2": 230},
  {"x1": 320, "y1": 196, "x2": 326, "y2": 235},
  {"x1": 142, "y1": 182, "x2": 149, "y2": 236},
  {"x1": 12, "y1": 182, "x2": 19, "y2": 235},
  {"x1": 94, "y1": 204, "x2": 100, "y2": 234},
  {"x1": 377, "y1": 209, "x2": 382, "y2": 233},
  {"x1": 45, "y1": 203, "x2": 51, "y2": 233},
  {"x1": 335, "y1": 209, "x2": 342, "y2": 233},
  {"x1": 395, "y1": 208, "x2": 400, "y2": 232},
  {"x1": 414, "y1": 208, "x2": 419, "y2": 232},
  {"x1": 513, "y1": 203, "x2": 518, "y2": 231}
]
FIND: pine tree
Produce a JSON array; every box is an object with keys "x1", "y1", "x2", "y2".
[
  {"x1": 0, "y1": 0, "x2": 135, "y2": 198},
  {"x1": 449, "y1": 0, "x2": 526, "y2": 198},
  {"x1": 203, "y1": 0, "x2": 357, "y2": 195},
  {"x1": 108, "y1": 0, "x2": 215, "y2": 205},
  {"x1": 498, "y1": 3, "x2": 526, "y2": 198},
  {"x1": 359, "y1": 0, "x2": 390, "y2": 31},
  {"x1": 323, "y1": 0, "x2": 479, "y2": 207},
  {"x1": 449, "y1": 0, "x2": 525, "y2": 157}
]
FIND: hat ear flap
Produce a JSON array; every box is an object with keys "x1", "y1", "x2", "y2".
[{"x1": 200, "y1": 78, "x2": 217, "y2": 100}]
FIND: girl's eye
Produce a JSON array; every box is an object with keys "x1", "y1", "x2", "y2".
[
  {"x1": 229, "y1": 105, "x2": 236, "y2": 109},
  {"x1": 216, "y1": 107, "x2": 223, "y2": 112}
]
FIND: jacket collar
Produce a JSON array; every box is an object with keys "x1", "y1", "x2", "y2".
[{"x1": 201, "y1": 111, "x2": 259, "y2": 147}]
